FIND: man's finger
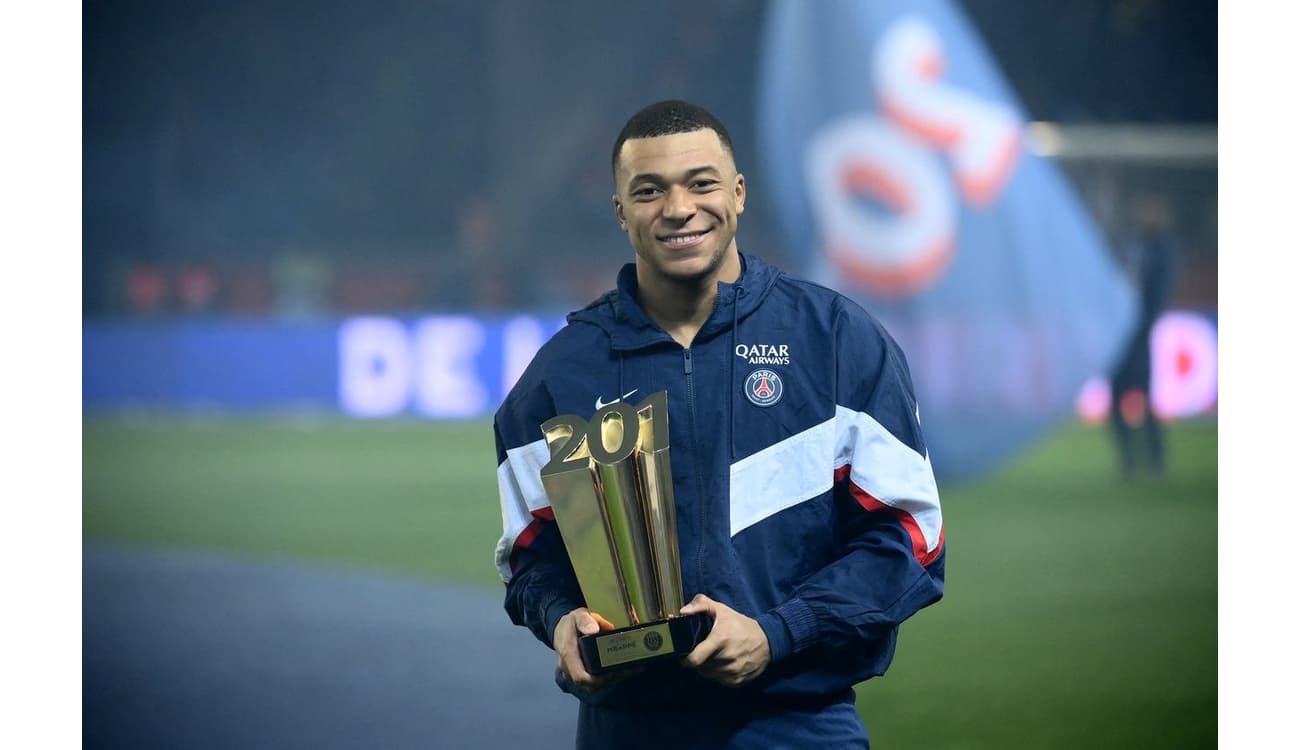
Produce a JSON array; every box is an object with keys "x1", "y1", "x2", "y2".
[
  {"x1": 559, "y1": 636, "x2": 609, "y2": 689},
  {"x1": 680, "y1": 593, "x2": 718, "y2": 617},
  {"x1": 574, "y1": 611, "x2": 602, "y2": 636},
  {"x1": 561, "y1": 648, "x2": 595, "y2": 684},
  {"x1": 555, "y1": 610, "x2": 599, "y2": 688},
  {"x1": 683, "y1": 629, "x2": 724, "y2": 668}
]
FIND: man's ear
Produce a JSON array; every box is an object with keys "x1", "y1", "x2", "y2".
[
  {"x1": 613, "y1": 195, "x2": 627, "y2": 231},
  {"x1": 734, "y1": 173, "x2": 747, "y2": 215}
]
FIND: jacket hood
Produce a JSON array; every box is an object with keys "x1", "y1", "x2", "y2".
[{"x1": 566, "y1": 252, "x2": 783, "y2": 351}]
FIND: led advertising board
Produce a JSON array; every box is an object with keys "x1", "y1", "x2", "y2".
[{"x1": 84, "y1": 311, "x2": 1214, "y2": 421}]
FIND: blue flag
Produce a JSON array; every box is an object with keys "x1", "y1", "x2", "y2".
[{"x1": 757, "y1": 0, "x2": 1136, "y2": 480}]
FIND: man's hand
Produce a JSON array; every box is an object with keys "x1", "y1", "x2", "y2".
[
  {"x1": 680, "y1": 594, "x2": 771, "y2": 687},
  {"x1": 553, "y1": 607, "x2": 634, "y2": 693}
]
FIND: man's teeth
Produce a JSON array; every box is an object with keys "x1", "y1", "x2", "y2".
[{"x1": 664, "y1": 232, "x2": 705, "y2": 247}]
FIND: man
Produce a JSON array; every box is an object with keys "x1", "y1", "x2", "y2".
[
  {"x1": 1109, "y1": 192, "x2": 1179, "y2": 478},
  {"x1": 494, "y1": 100, "x2": 945, "y2": 748}
]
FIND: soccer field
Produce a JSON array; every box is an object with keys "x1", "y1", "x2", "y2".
[{"x1": 83, "y1": 415, "x2": 1216, "y2": 749}]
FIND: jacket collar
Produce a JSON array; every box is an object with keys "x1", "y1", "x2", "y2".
[{"x1": 568, "y1": 252, "x2": 782, "y2": 352}]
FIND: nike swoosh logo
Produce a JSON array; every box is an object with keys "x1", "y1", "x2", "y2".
[{"x1": 595, "y1": 389, "x2": 639, "y2": 410}]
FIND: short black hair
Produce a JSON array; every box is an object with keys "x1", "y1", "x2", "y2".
[{"x1": 611, "y1": 99, "x2": 735, "y2": 174}]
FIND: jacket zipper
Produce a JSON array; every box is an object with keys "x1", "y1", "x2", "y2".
[{"x1": 683, "y1": 347, "x2": 706, "y2": 596}]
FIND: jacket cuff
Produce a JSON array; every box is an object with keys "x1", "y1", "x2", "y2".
[
  {"x1": 755, "y1": 611, "x2": 794, "y2": 663},
  {"x1": 542, "y1": 595, "x2": 585, "y2": 648},
  {"x1": 772, "y1": 597, "x2": 819, "y2": 655}
]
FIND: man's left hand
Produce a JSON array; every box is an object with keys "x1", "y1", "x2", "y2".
[{"x1": 679, "y1": 594, "x2": 771, "y2": 687}]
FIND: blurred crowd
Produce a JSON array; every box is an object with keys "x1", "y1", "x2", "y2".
[
  {"x1": 91, "y1": 194, "x2": 631, "y2": 318},
  {"x1": 83, "y1": 0, "x2": 1215, "y2": 320},
  {"x1": 88, "y1": 174, "x2": 1216, "y2": 320}
]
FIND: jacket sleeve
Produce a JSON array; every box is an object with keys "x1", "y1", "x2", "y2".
[
  {"x1": 754, "y1": 297, "x2": 945, "y2": 692},
  {"x1": 494, "y1": 384, "x2": 585, "y2": 650}
]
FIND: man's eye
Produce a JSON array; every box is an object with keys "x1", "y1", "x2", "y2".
[
  {"x1": 693, "y1": 180, "x2": 719, "y2": 189},
  {"x1": 634, "y1": 187, "x2": 661, "y2": 197}
]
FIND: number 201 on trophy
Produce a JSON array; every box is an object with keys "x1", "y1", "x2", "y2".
[{"x1": 540, "y1": 391, "x2": 669, "y2": 474}]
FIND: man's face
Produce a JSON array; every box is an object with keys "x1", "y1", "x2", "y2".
[{"x1": 613, "y1": 129, "x2": 746, "y2": 285}]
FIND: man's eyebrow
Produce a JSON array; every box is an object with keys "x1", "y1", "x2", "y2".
[{"x1": 627, "y1": 165, "x2": 722, "y2": 187}]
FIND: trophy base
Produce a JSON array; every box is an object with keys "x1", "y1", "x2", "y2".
[{"x1": 578, "y1": 612, "x2": 712, "y2": 674}]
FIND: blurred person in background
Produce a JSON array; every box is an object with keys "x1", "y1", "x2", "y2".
[
  {"x1": 429, "y1": 194, "x2": 514, "y2": 310},
  {"x1": 271, "y1": 248, "x2": 332, "y2": 319},
  {"x1": 1109, "y1": 192, "x2": 1179, "y2": 478},
  {"x1": 176, "y1": 262, "x2": 221, "y2": 315},
  {"x1": 493, "y1": 100, "x2": 945, "y2": 748},
  {"x1": 126, "y1": 261, "x2": 169, "y2": 315}
]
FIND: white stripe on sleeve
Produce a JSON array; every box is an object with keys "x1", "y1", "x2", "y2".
[
  {"x1": 729, "y1": 416, "x2": 837, "y2": 536},
  {"x1": 727, "y1": 405, "x2": 942, "y2": 552},
  {"x1": 833, "y1": 405, "x2": 942, "y2": 554},
  {"x1": 494, "y1": 437, "x2": 553, "y2": 582}
]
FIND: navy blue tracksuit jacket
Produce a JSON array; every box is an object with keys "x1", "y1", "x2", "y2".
[{"x1": 494, "y1": 253, "x2": 946, "y2": 748}]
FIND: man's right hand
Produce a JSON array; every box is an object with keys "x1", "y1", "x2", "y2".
[{"x1": 554, "y1": 607, "x2": 628, "y2": 692}]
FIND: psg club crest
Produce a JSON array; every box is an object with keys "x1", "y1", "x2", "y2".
[{"x1": 745, "y1": 369, "x2": 784, "y2": 407}]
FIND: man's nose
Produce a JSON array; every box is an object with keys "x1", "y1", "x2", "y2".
[{"x1": 662, "y1": 186, "x2": 695, "y2": 221}]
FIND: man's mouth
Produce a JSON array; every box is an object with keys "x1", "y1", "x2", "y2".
[{"x1": 659, "y1": 228, "x2": 712, "y2": 248}]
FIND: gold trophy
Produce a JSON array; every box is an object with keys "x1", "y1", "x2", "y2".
[{"x1": 538, "y1": 390, "x2": 711, "y2": 673}]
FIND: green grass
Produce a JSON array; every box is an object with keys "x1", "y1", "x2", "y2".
[
  {"x1": 857, "y1": 420, "x2": 1217, "y2": 749},
  {"x1": 83, "y1": 415, "x2": 1216, "y2": 749},
  {"x1": 83, "y1": 416, "x2": 503, "y2": 585}
]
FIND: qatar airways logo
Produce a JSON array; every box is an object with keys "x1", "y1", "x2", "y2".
[{"x1": 735, "y1": 343, "x2": 790, "y2": 366}]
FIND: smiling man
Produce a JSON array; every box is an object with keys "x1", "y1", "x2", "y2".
[
  {"x1": 493, "y1": 100, "x2": 946, "y2": 748},
  {"x1": 614, "y1": 124, "x2": 745, "y2": 335}
]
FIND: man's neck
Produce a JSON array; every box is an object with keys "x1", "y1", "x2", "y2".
[{"x1": 636, "y1": 252, "x2": 741, "y2": 348}]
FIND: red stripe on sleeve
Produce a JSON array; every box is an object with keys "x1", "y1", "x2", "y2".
[
  {"x1": 508, "y1": 506, "x2": 556, "y2": 573},
  {"x1": 835, "y1": 464, "x2": 943, "y2": 566}
]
